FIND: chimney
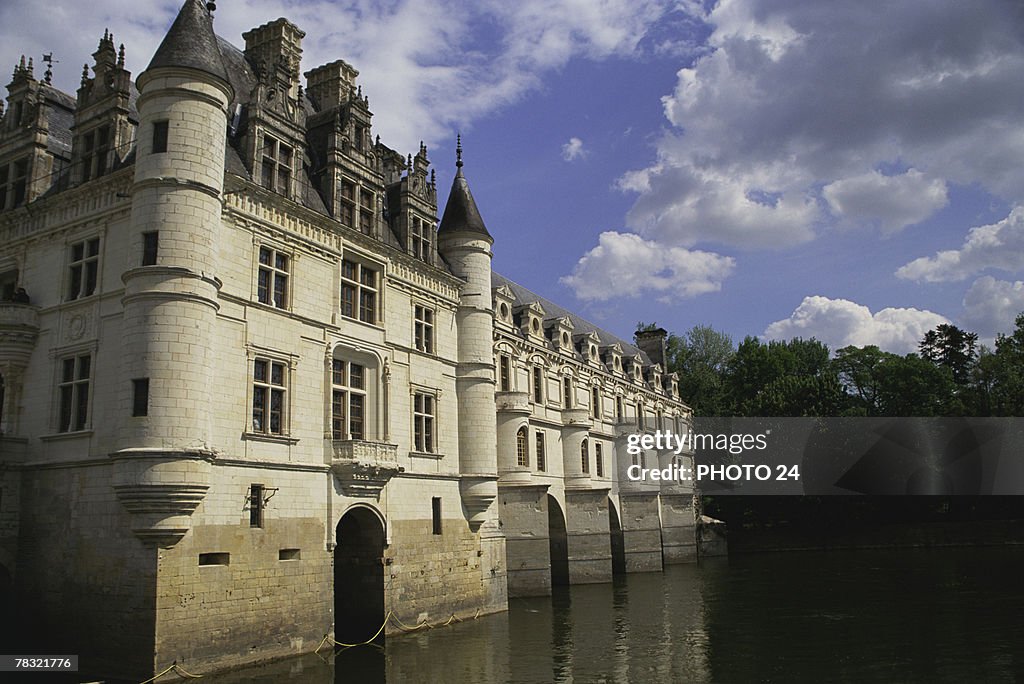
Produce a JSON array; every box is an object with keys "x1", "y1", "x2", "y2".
[{"x1": 634, "y1": 327, "x2": 668, "y2": 368}]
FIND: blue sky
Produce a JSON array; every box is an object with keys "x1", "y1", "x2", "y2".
[{"x1": 4, "y1": 0, "x2": 1023, "y2": 352}]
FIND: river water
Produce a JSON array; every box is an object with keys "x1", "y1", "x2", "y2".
[{"x1": 202, "y1": 547, "x2": 1024, "y2": 683}]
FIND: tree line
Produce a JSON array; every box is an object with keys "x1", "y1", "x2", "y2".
[{"x1": 645, "y1": 313, "x2": 1024, "y2": 417}]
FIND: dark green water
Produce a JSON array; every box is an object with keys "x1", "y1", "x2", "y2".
[{"x1": 203, "y1": 547, "x2": 1024, "y2": 683}]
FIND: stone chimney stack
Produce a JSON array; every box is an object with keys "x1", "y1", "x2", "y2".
[{"x1": 634, "y1": 327, "x2": 668, "y2": 368}]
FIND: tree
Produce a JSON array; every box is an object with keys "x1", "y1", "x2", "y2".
[
  {"x1": 832, "y1": 345, "x2": 890, "y2": 415},
  {"x1": 919, "y1": 323, "x2": 978, "y2": 385},
  {"x1": 724, "y1": 337, "x2": 842, "y2": 416}
]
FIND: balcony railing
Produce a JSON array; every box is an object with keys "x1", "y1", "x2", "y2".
[{"x1": 328, "y1": 439, "x2": 401, "y2": 498}]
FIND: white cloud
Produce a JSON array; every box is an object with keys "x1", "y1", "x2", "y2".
[
  {"x1": 0, "y1": 0, "x2": 676, "y2": 154},
  {"x1": 960, "y1": 276, "x2": 1024, "y2": 341},
  {"x1": 823, "y1": 169, "x2": 948, "y2": 234},
  {"x1": 560, "y1": 231, "x2": 735, "y2": 302},
  {"x1": 896, "y1": 206, "x2": 1024, "y2": 282},
  {"x1": 618, "y1": 0, "x2": 1024, "y2": 250},
  {"x1": 764, "y1": 296, "x2": 948, "y2": 354},
  {"x1": 561, "y1": 137, "x2": 586, "y2": 161}
]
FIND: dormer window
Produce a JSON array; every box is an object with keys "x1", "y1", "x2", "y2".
[
  {"x1": 359, "y1": 190, "x2": 374, "y2": 234},
  {"x1": 411, "y1": 216, "x2": 431, "y2": 260},
  {"x1": 260, "y1": 135, "x2": 292, "y2": 195},
  {"x1": 589, "y1": 345, "x2": 598, "y2": 361},
  {"x1": 340, "y1": 180, "x2": 356, "y2": 226},
  {"x1": 80, "y1": 125, "x2": 111, "y2": 182},
  {"x1": 0, "y1": 158, "x2": 29, "y2": 210}
]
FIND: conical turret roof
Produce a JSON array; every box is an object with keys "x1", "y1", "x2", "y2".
[
  {"x1": 438, "y1": 138, "x2": 492, "y2": 241},
  {"x1": 146, "y1": 0, "x2": 229, "y2": 83}
]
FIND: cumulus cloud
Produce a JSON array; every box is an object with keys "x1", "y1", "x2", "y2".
[
  {"x1": 764, "y1": 296, "x2": 948, "y2": 354},
  {"x1": 896, "y1": 206, "x2": 1024, "y2": 283},
  {"x1": 823, "y1": 169, "x2": 948, "y2": 234},
  {"x1": 0, "y1": 0, "x2": 677, "y2": 153},
  {"x1": 960, "y1": 276, "x2": 1024, "y2": 342},
  {"x1": 619, "y1": 0, "x2": 1024, "y2": 249},
  {"x1": 561, "y1": 137, "x2": 586, "y2": 161},
  {"x1": 560, "y1": 231, "x2": 735, "y2": 302}
]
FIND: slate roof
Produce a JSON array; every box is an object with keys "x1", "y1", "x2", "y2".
[
  {"x1": 438, "y1": 167, "x2": 492, "y2": 240},
  {"x1": 491, "y1": 271, "x2": 653, "y2": 365},
  {"x1": 147, "y1": 0, "x2": 229, "y2": 84}
]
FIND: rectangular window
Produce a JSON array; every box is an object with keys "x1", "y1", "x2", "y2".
[
  {"x1": 637, "y1": 404, "x2": 646, "y2": 431},
  {"x1": 581, "y1": 440, "x2": 590, "y2": 474},
  {"x1": 132, "y1": 378, "x2": 149, "y2": 417},
  {"x1": 535, "y1": 431, "x2": 546, "y2": 472},
  {"x1": 340, "y1": 259, "x2": 378, "y2": 324},
  {"x1": 249, "y1": 484, "x2": 264, "y2": 528},
  {"x1": 414, "y1": 305, "x2": 434, "y2": 354},
  {"x1": 252, "y1": 359, "x2": 287, "y2": 435},
  {"x1": 592, "y1": 386, "x2": 601, "y2": 420},
  {"x1": 81, "y1": 130, "x2": 94, "y2": 182},
  {"x1": 499, "y1": 355, "x2": 511, "y2": 392},
  {"x1": 257, "y1": 246, "x2": 289, "y2": 309},
  {"x1": 616, "y1": 397, "x2": 624, "y2": 422},
  {"x1": 152, "y1": 120, "x2": 169, "y2": 154},
  {"x1": 142, "y1": 231, "x2": 159, "y2": 266},
  {"x1": 411, "y1": 216, "x2": 431, "y2": 261},
  {"x1": 413, "y1": 392, "x2": 435, "y2": 453},
  {"x1": 260, "y1": 135, "x2": 292, "y2": 195},
  {"x1": 198, "y1": 552, "x2": 230, "y2": 566},
  {"x1": 332, "y1": 359, "x2": 366, "y2": 440},
  {"x1": 67, "y1": 237, "x2": 100, "y2": 300},
  {"x1": 5, "y1": 158, "x2": 28, "y2": 209},
  {"x1": 596, "y1": 442, "x2": 604, "y2": 478},
  {"x1": 95, "y1": 125, "x2": 110, "y2": 177},
  {"x1": 279, "y1": 548, "x2": 301, "y2": 561},
  {"x1": 339, "y1": 180, "x2": 356, "y2": 227},
  {"x1": 532, "y1": 366, "x2": 543, "y2": 404},
  {"x1": 359, "y1": 190, "x2": 374, "y2": 234},
  {"x1": 58, "y1": 354, "x2": 91, "y2": 432},
  {"x1": 432, "y1": 497, "x2": 442, "y2": 535},
  {"x1": 563, "y1": 377, "x2": 572, "y2": 409}
]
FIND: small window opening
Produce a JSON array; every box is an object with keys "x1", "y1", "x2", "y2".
[
  {"x1": 132, "y1": 378, "x2": 149, "y2": 417},
  {"x1": 432, "y1": 496, "x2": 442, "y2": 535},
  {"x1": 199, "y1": 552, "x2": 230, "y2": 566},
  {"x1": 249, "y1": 483, "x2": 264, "y2": 528},
  {"x1": 152, "y1": 121, "x2": 169, "y2": 154},
  {"x1": 279, "y1": 548, "x2": 301, "y2": 561}
]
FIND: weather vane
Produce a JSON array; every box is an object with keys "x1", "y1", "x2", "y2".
[{"x1": 42, "y1": 52, "x2": 58, "y2": 85}]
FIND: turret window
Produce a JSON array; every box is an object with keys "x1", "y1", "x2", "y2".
[
  {"x1": 581, "y1": 438, "x2": 589, "y2": 474},
  {"x1": 516, "y1": 426, "x2": 528, "y2": 467},
  {"x1": 535, "y1": 430, "x2": 546, "y2": 472},
  {"x1": 257, "y1": 246, "x2": 289, "y2": 309},
  {"x1": 596, "y1": 442, "x2": 604, "y2": 478},
  {"x1": 152, "y1": 120, "x2": 169, "y2": 154},
  {"x1": 260, "y1": 135, "x2": 292, "y2": 195},
  {"x1": 498, "y1": 354, "x2": 511, "y2": 392},
  {"x1": 67, "y1": 238, "x2": 100, "y2": 300},
  {"x1": 341, "y1": 259, "x2": 378, "y2": 324},
  {"x1": 142, "y1": 231, "x2": 159, "y2": 266}
]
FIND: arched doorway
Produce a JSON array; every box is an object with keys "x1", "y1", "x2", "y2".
[
  {"x1": 334, "y1": 507, "x2": 385, "y2": 645},
  {"x1": 608, "y1": 501, "x2": 626, "y2": 576},
  {"x1": 547, "y1": 495, "x2": 569, "y2": 587}
]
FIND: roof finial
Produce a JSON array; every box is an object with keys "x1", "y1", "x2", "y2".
[
  {"x1": 455, "y1": 133, "x2": 463, "y2": 171},
  {"x1": 81, "y1": 63, "x2": 89, "y2": 86},
  {"x1": 118, "y1": 44, "x2": 126, "y2": 67},
  {"x1": 207, "y1": 1, "x2": 217, "y2": 14}
]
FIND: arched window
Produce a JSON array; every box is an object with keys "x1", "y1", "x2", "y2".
[
  {"x1": 516, "y1": 426, "x2": 529, "y2": 467},
  {"x1": 595, "y1": 442, "x2": 604, "y2": 478},
  {"x1": 563, "y1": 376, "x2": 573, "y2": 409},
  {"x1": 581, "y1": 437, "x2": 589, "y2": 474}
]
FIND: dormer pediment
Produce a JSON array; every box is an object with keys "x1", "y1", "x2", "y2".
[
  {"x1": 573, "y1": 331, "x2": 601, "y2": 364},
  {"x1": 600, "y1": 343, "x2": 623, "y2": 373},
  {"x1": 492, "y1": 285, "x2": 515, "y2": 324},
  {"x1": 514, "y1": 301, "x2": 546, "y2": 338},
  {"x1": 546, "y1": 315, "x2": 575, "y2": 353}
]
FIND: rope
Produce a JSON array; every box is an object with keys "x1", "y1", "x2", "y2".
[
  {"x1": 138, "y1": 662, "x2": 204, "y2": 683},
  {"x1": 144, "y1": 606, "x2": 487, "y2": 680}
]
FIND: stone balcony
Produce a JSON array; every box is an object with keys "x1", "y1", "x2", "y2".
[
  {"x1": 328, "y1": 439, "x2": 401, "y2": 499},
  {"x1": 495, "y1": 391, "x2": 531, "y2": 415},
  {"x1": 0, "y1": 303, "x2": 39, "y2": 365}
]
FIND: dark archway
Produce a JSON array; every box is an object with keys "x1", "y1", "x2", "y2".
[
  {"x1": 334, "y1": 507, "x2": 385, "y2": 646},
  {"x1": 608, "y1": 501, "x2": 626, "y2": 576},
  {"x1": 547, "y1": 495, "x2": 570, "y2": 587}
]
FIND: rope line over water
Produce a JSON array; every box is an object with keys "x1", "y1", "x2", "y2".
[{"x1": 142, "y1": 608, "x2": 484, "y2": 681}]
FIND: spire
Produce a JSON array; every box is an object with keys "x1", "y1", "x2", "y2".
[
  {"x1": 438, "y1": 137, "x2": 492, "y2": 241},
  {"x1": 145, "y1": 0, "x2": 229, "y2": 84}
]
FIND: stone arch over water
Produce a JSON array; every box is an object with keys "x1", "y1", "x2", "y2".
[
  {"x1": 547, "y1": 494, "x2": 570, "y2": 587},
  {"x1": 334, "y1": 505, "x2": 386, "y2": 645}
]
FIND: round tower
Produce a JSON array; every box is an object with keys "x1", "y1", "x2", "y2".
[
  {"x1": 437, "y1": 138, "x2": 499, "y2": 529},
  {"x1": 113, "y1": 0, "x2": 233, "y2": 545}
]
